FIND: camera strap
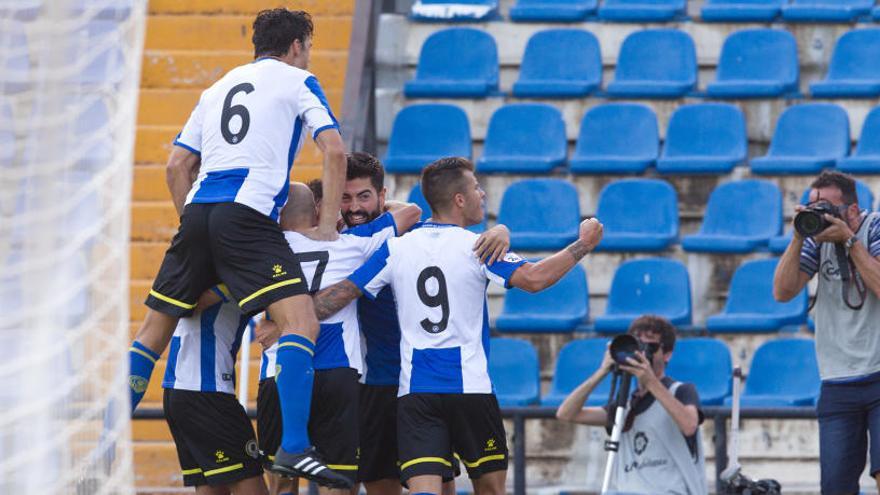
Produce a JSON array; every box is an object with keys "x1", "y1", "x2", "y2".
[{"x1": 835, "y1": 243, "x2": 866, "y2": 310}]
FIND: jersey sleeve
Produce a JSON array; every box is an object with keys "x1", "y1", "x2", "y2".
[
  {"x1": 348, "y1": 241, "x2": 392, "y2": 300},
  {"x1": 481, "y1": 252, "x2": 527, "y2": 289},
  {"x1": 298, "y1": 75, "x2": 339, "y2": 140},
  {"x1": 867, "y1": 215, "x2": 880, "y2": 258},
  {"x1": 349, "y1": 212, "x2": 397, "y2": 258},
  {"x1": 173, "y1": 92, "x2": 205, "y2": 155},
  {"x1": 800, "y1": 237, "x2": 820, "y2": 278}
]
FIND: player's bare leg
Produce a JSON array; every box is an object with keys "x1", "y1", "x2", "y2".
[
  {"x1": 874, "y1": 472, "x2": 879, "y2": 493},
  {"x1": 364, "y1": 479, "x2": 401, "y2": 495},
  {"x1": 227, "y1": 475, "x2": 270, "y2": 495},
  {"x1": 317, "y1": 485, "x2": 358, "y2": 495},
  {"x1": 194, "y1": 485, "x2": 230, "y2": 495},
  {"x1": 407, "y1": 475, "x2": 442, "y2": 495},
  {"x1": 267, "y1": 473, "x2": 297, "y2": 495},
  {"x1": 128, "y1": 309, "x2": 180, "y2": 412},
  {"x1": 440, "y1": 480, "x2": 456, "y2": 495},
  {"x1": 471, "y1": 471, "x2": 505, "y2": 495}
]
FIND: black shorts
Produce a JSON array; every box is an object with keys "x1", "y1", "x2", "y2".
[
  {"x1": 398, "y1": 393, "x2": 508, "y2": 483},
  {"x1": 163, "y1": 388, "x2": 263, "y2": 487},
  {"x1": 256, "y1": 378, "x2": 281, "y2": 465},
  {"x1": 146, "y1": 202, "x2": 308, "y2": 317},
  {"x1": 358, "y1": 384, "x2": 399, "y2": 483}
]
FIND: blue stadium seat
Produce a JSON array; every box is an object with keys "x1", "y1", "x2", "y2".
[
  {"x1": 477, "y1": 104, "x2": 567, "y2": 174},
  {"x1": 606, "y1": 29, "x2": 697, "y2": 99},
  {"x1": 657, "y1": 103, "x2": 748, "y2": 174},
  {"x1": 512, "y1": 29, "x2": 601, "y2": 98},
  {"x1": 408, "y1": 184, "x2": 487, "y2": 232},
  {"x1": 593, "y1": 179, "x2": 678, "y2": 252},
  {"x1": 411, "y1": 0, "x2": 499, "y2": 22},
  {"x1": 666, "y1": 339, "x2": 732, "y2": 405},
  {"x1": 1, "y1": 21, "x2": 30, "y2": 94},
  {"x1": 0, "y1": 100, "x2": 13, "y2": 168},
  {"x1": 542, "y1": 339, "x2": 612, "y2": 406},
  {"x1": 839, "y1": 107, "x2": 880, "y2": 174},
  {"x1": 875, "y1": 6, "x2": 880, "y2": 22},
  {"x1": 781, "y1": 0, "x2": 873, "y2": 23},
  {"x1": 404, "y1": 28, "x2": 498, "y2": 98},
  {"x1": 811, "y1": 30, "x2": 880, "y2": 99},
  {"x1": 706, "y1": 259, "x2": 807, "y2": 333},
  {"x1": 707, "y1": 29, "x2": 799, "y2": 99},
  {"x1": 700, "y1": 0, "x2": 783, "y2": 22},
  {"x1": 570, "y1": 104, "x2": 658, "y2": 174},
  {"x1": 496, "y1": 264, "x2": 588, "y2": 333},
  {"x1": 682, "y1": 180, "x2": 781, "y2": 253},
  {"x1": 384, "y1": 105, "x2": 471, "y2": 174},
  {"x1": 593, "y1": 258, "x2": 692, "y2": 333},
  {"x1": 497, "y1": 179, "x2": 580, "y2": 251},
  {"x1": 510, "y1": 0, "x2": 598, "y2": 21},
  {"x1": 598, "y1": 0, "x2": 687, "y2": 22},
  {"x1": 724, "y1": 339, "x2": 820, "y2": 407},
  {"x1": 750, "y1": 104, "x2": 850, "y2": 175},
  {"x1": 489, "y1": 338, "x2": 540, "y2": 407}
]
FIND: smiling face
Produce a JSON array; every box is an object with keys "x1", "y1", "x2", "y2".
[{"x1": 341, "y1": 177, "x2": 385, "y2": 227}]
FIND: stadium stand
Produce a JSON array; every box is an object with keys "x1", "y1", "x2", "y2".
[
  {"x1": 497, "y1": 178, "x2": 580, "y2": 250},
  {"x1": 700, "y1": 0, "x2": 784, "y2": 22},
  {"x1": 593, "y1": 258, "x2": 692, "y2": 333},
  {"x1": 569, "y1": 103, "x2": 658, "y2": 174},
  {"x1": 593, "y1": 178, "x2": 678, "y2": 251},
  {"x1": 750, "y1": 103, "x2": 850, "y2": 175},
  {"x1": 606, "y1": 29, "x2": 696, "y2": 99},
  {"x1": 780, "y1": 0, "x2": 874, "y2": 23},
  {"x1": 726, "y1": 339, "x2": 821, "y2": 407},
  {"x1": 477, "y1": 103, "x2": 567, "y2": 173},
  {"x1": 541, "y1": 338, "x2": 611, "y2": 407},
  {"x1": 495, "y1": 264, "x2": 589, "y2": 333},
  {"x1": 404, "y1": 27, "x2": 498, "y2": 98},
  {"x1": 706, "y1": 258, "x2": 808, "y2": 333},
  {"x1": 838, "y1": 106, "x2": 880, "y2": 174},
  {"x1": 682, "y1": 180, "x2": 782, "y2": 253},
  {"x1": 706, "y1": 29, "x2": 799, "y2": 99},
  {"x1": 512, "y1": 29, "x2": 601, "y2": 98},
  {"x1": 810, "y1": 29, "x2": 880, "y2": 99},
  {"x1": 489, "y1": 338, "x2": 541, "y2": 406},
  {"x1": 509, "y1": 0, "x2": 598, "y2": 21},
  {"x1": 656, "y1": 103, "x2": 748, "y2": 174},
  {"x1": 410, "y1": 0, "x2": 499, "y2": 22},
  {"x1": 665, "y1": 338, "x2": 732, "y2": 405},
  {"x1": 597, "y1": 0, "x2": 687, "y2": 22},
  {"x1": 0, "y1": 99, "x2": 13, "y2": 167},
  {"x1": 384, "y1": 104, "x2": 471, "y2": 173},
  {"x1": 1, "y1": 21, "x2": 30, "y2": 94}
]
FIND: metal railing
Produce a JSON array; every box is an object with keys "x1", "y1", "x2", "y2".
[{"x1": 134, "y1": 405, "x2": 816, "y2": 494}]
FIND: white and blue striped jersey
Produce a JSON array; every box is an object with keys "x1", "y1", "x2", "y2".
[
  {"x1": 176, "y1": 57, "x2": 338, "y2": 221},
  {"x1": 260, "y1": 213, "x2": 397, "y2": 380},
  {"x1": 349, "y1": 222, "x2": 527, "y2": 396},
  {"x1": 163, "y1": 287, "x2": 251, "y2": 394}
]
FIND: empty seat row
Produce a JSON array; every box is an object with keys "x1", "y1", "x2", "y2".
[
  {"x1": 387, "y1": 102, "x2": 880, "y2": 175},
  {"x1": 406, "y1": 27, "x2": 880, "y2": 99},
  {"x1": 494, "y1": 336, "x2": 819, "y2": 408},
  {"x1": 411, "y1": 0, "x2": 877, "y2": 23}
]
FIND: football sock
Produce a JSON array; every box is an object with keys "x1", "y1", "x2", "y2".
[
  {"x1": 275, "y1": 333, "x2": 316, "y2": 455},
  {"x1": 128, "y1": 341, "x2": 160, "y2": 413}
]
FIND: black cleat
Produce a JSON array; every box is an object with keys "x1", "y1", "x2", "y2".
[{"x1": 270, "y1": 447, "x2": 352, "y2": 489}]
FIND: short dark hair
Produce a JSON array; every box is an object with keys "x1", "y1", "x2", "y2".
[
  {"x1": 810, "y1": 170, "x2": 857, "y2": 205},
  {"x1": 307, "y1": 179, "x2": 322, "y2": 203},
  {"x1": 420, "y1": 157, "x2": 475, "y2": 214},
  {"x1": 347, "y1": 152, "x2": 384, "y2": 192},
  {"x1": 628, "y1": 315, "x2": 677, "y2": 352},
  {"x1": 252, "y1": 9, "x2": 313, "y2": 58}
]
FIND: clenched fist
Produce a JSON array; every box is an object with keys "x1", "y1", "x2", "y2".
[{"x1": 579, "y1": 218, "x2": 604, "y2": 251}]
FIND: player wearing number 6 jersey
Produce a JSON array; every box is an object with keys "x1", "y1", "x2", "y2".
[
  {"x1": 127, "y1": 8, "x2": 350, "y2": 488},
  {"x1": 313, "y1": 157, "x2": 604, "y2": 495}
]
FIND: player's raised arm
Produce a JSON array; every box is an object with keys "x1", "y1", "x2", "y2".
[
  {"x1": 474, "y1": 224, "x2": 511, "y2": 265},
  {"x1": 313, "y1": 128, "x2": 347, "y2": 240},
  {"x1": 508, "y1": 218, "x2": 603, "y2": 293},
  {"x1": 388, "y1": 202, "x2": 422, "y2": 234}
]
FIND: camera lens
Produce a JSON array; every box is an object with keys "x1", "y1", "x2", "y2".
[
  {"x1": 794, "y1": 210, "x2": 827, "y2": 238},
  {"x1": 610, "y1": 335, "x2": 640, "y2": 365}
]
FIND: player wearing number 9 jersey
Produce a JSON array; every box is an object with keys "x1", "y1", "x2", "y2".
[{"x1": 313, "y1": 157, "x2": 605, "y2": 495}]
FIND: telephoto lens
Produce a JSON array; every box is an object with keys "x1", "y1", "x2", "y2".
[
  {"x1": 794, "y1": 201, "x2": 837, "y2": 238},
  {"x1": 610, "y1": 335, "x2": 641, "y2": 365}
]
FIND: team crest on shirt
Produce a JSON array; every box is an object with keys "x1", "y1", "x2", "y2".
[
  {"x1": 129, "y1": 375, "x2": 148, "y2": 394},
  {"x1": 272, "y1": 264, "x2": 288, "y2": 278},
  {"x1": 502, "y1": 253, "x2": 523, "y2": 263},
  {"x1": 633, "y1": 431, "x2": 649, "y2": 455},
  {"x1": 245, "y1": 440, "x2": 260, "y2": 459}
]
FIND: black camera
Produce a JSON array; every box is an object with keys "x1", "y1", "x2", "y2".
[
  {"x1": 794, "y1": 200, "x2": 842, "y2": 238},
  {"x1": 610, "y1": 335, "x2": 659, "y2": 366}
]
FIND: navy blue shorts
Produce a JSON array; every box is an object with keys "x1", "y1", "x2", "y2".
[{"x1": 817, "y1": 374, "x2": 880, "y2": 493}]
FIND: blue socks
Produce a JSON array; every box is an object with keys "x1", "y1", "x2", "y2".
[
  {"x1": 128, "y1": 341, "x2": 159, "y2": 413},
  {"x1": 275, "y1": 334, "x2": 316, "y2": 454}
]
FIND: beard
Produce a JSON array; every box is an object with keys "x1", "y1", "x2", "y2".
[{"x1": 343, "y1": 209, "x2": 379, "y2": 227}]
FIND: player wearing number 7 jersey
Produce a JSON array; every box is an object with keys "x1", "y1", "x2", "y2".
[
  {"x1": 313, "y1": 157, "x2": 604, "y2": 495},
  {"x1": 128, "y1": 9, "x2": 351, "y2": 488}
]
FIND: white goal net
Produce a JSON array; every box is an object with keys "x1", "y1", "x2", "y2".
[{"x1": 0, "y1": 1, "x2": 146, "y2": 493}]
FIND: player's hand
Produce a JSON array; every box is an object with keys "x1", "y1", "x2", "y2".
[
  {"x1": 304, "y1": 225, "x2": 339, "y2": 241},
  {"x1": 814, "y1": 214, "x2": 855, "y2": 244},
  {"x1": 254, "y1": 319, "x2": 281, "y2": 350},
  {"x1": 474, "y1": 224, "x2": 510, "y2": 265},
  {"x1": 619, "y1": 351, "x2": 657, "y2": 388},
  {"x1": 579, "y1": 218, "x2": 604, "y2": 251}
]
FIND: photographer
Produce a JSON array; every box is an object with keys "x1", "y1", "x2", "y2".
[
  {"x1": 773, "y1": 171, "x2": 880, "y2": 494},
  {"x1": 556, "y1": 316, "x2": 707, "y2": 494}
]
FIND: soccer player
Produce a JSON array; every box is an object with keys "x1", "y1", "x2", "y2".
[
  {"x1": 256, "y1": 182, "x2": 421, "y2": 495},
  {"x1": 126, "y1": 8, "x2": 349, "y2": 486},
  {"x1": 337, "y1": 152, "x2": 510, "y2": 495},
  {"x1": 313, "y1": 157, "x2": 604, "y2": 495},
  {"x1": 162, "y1": 287, "x2": 268, "y2": 495}
]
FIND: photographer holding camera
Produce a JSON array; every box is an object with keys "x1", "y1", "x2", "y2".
[
  {"x1": 773, "y1": 171, "x2": 880, "y2": 493},
  {"x1": 556, "y1": 316, "x2": 707, "y2": 494}
]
